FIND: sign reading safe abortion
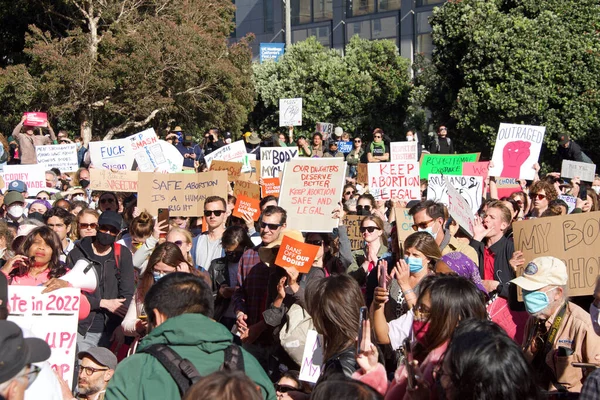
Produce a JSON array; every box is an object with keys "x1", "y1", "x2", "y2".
[
  {"x1": 275, "y1": 235, "x2": 320, "y2": 273},
  {"x1": 8, "y1": 286, "x2": 80, "y2": 387},
  {"x1": 368, "y1": 161, "x2": 420, "y2": 201},
  {"x1": 489, "y1": 123, "x2": 545, "y2": 180},
  {"x1": 278, "y1": 158, "x2": 347, "y2": 232},
  {"x1": 137, "y1": 171, "x2": 228, "y2": 217}
]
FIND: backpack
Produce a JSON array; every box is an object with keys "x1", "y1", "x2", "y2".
[
  {"x1": 279, "y1": 304, "x2": 314, "y2": 365},
  {"x1": 140, "y1": 343, "x2": 245, "y2": 396},
  {"x1": 434, "y1": 135, "x2": 452, "y2": 153}
]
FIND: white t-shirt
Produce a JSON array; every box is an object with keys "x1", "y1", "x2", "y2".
[{"x1": 387, "y1": 309, "x2": 415, "y2": 351}]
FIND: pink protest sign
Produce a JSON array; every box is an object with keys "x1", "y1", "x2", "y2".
[
  {"x1": 23, "y1": 112, "x2": 48, "y2": 127},
  {"x1": 462, "y1": 161, "x2": 490, "y2": 180}
]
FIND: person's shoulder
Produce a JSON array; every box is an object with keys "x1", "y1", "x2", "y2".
[{"x1": 566, "y1": 301, "x2": 598, "y2": 333}]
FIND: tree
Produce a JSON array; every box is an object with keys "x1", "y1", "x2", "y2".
[
  {"x1": 250, "y1": 36, "x2": 412, "y2": 139},
  {"x1": 415, "y1": 0, "x2": 600, "y2": 166},
  {"x1": 0, "y1": 0, "x2": 254, "y2": 142}
]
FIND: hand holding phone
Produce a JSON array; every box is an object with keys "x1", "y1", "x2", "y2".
[
  {"x1": 357, "y1": 306, "x2": 369, "y2": 354},
  {"x1": 378, "y1": 260, "x2": 387, "y2": 290},
  {"x1": 157, "y1": 208, "x2": 169, "y2": 238},
  {"x1": 403, "y1": 338, "x2": 419, "y2": 390}
]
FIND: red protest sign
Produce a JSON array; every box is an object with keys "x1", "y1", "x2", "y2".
[
  {"x1": 275, "y1": 235, "x2": 320, "y2": 273},
  {"x1": 462, "y1": 162, "x2": 490, "y2": 180},
  {"x1": 261, "y1": 177, "x2": 281, "y2": 197},
  {"x1": 23, "y1": 112, "x2": 48, "y2": 127},
  {"x1": 232, "y1": 195, "x2": 260, "y2": 221}
]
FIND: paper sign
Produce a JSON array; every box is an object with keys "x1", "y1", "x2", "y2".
[
  {"x1": 316, "y1": 122, "x2": 333, "y2": 141},
  {"x1": 513, "y1": 211, "x2": 600, "y2": 297},
  {"x1": 2, "y1": 164, "x2": 46, "y2": 195},
  {"x1": 343, "y1": 215, "x2": 364, "y2": 251},
  {"x1": 561, "y1": 160, "x2": 596, "y2": 182},
  {"x1": 338, "y1": 141, "x2": 352, "y2": 154},
  {"x1": 278, "y1": 158, "x2": 347, "y2": 232},
  {"x1": 89, "y1": 139, "x2": 134, "y2": 170},
  {"x1": 137, "y1": 171, "x2": 228, "y2": 216},
  {"x1": 394, "y1": 208, "x2": 415, "y2": 243},
  {"x1": 445, "y1": 176, "x2": 475, "y2": 236},
  {"x1": 275, "y1": 235, "x2": 320, "y2": 273},
  {"x1": 368, "y1": 161, "x2": 420, "y2": 201},
  {"x1": 357, "y1": 163, "x2": 368, "y2": 184},
  {"x1": 35, "y1": 144, "x2": 78, "y2": 173},
  {"x1": 260, "y1": 147, "x2": 299, "y2": 178},
  {"x1": 233, "y1": 180, "x2": 261, "y2": 200},
  {"x1": 495, "y1": 177, "x2": 521, "y2": 199},
  {"x1": 462, "y1": 162, "x2": 490, "y2": 180},
  {"x1": 299, "y1": 330, "x2": 324, "y2": 383},
  {"x1": 210, "y1": 160, "x2": 242, "y2": 182},
  {"x1": 8, "y1": 286, "x2": 80, "y2": 387},
  {"x1": 559, "y1": 194, "x2": 577, "y2": 214},
  {"x1": 232, "y1": 195, "x2": 260, "y2": 221},
  {"x1": 279, "y1": 98, "x2": 303, "y2": 127},
  {"x1": 127, "y1": 128, "x2": 161, "y2": 171},
  {"x1": 391, "y1": 142, "x2": 418, "y2": 162},
  {"x1": 204, "y1": 140, "x2": 247, "y2": 168},
  {"x1": 427, "y1": 174, "x2": 483, "y2": 215},
  {"x1": 419, "y1": 153, "x2": 480, "y2": 179},
  {"x1": 241, "y1": 154, "x2": 254, "y2": 173},
  {"x1": 23, "y1": 112, "x2": 47, "y2": 127},
  {"x1": 261, "y1": 177, "x2": 281, "y2": 197},
  {"x1": 90, "y1": 169, "x2": 138, "y2": 192},
  {"x1": 489, "y1": 123, "x2": 545, "y2": 180}
]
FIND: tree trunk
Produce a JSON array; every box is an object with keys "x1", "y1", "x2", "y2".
[{"x1": 80, "y1": 110, "x2": 92, "y2": 145}]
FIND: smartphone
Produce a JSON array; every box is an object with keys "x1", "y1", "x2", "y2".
[
  {"x1": 157, "y1": 208, "x2": 169, "y2": 238},
  {"x1": 357, "y1": 306, "x2": 368, "y2": 353},
  {"x1": 378, "y1": 261, "x2": 387, "y2": 290},
  {"x1": 403, "y1": 338, "x2": 418, "y2": 390}
]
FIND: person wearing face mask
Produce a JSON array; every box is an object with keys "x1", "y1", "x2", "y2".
[
  {"x1": 592, "y1": 176, "x2": 600, "y2": 195},
  {"x1": 3, "y1": 192, "x2": 26, "y2": 224},
  {"x1": 405, "y1": 130, "x2": 422, "y2": 161},
  {"x1": 512, "y1": 257, "x2": 600, "y2": 393},
  {"x1": 27, "y1": 199, "x2": 50, "y2": 222}
]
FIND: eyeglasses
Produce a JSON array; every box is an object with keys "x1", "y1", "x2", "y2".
[
  {"x1": 529, "y1": 193, "x2": 547, "y2": 201},
  {"x1": 515, "y1": 200, "x2": 524, "y2": 206},
  {"x1": 344, "y1": 191, "x2": 355, "y2": 196},
  {"x1": 356, "y1": 205, "x2": 371, "y2": 212},
  {"x1": 275, "y1": 384, "x2": 299, "y2": 394},
  {"x1": 374, "y1": 135, "x2": 382, "y2": 139},
  {"x1": 100, "y1": 198, "x2": 115, "y2": 204},
  {"x1": 204, "y1": 210, "x2": 225, "y2": 217},
  {"x1": 172, "y1": 240, "x2": 185, "y2": 247},
  {"x1": 79, "y1": 365, "x2": 108, "y2": 377},
  {"x1": 36, "y1": 196, "x2": 49, "y2": 200},
  {"x1": 354, "y1": 139, "x2": 361, "y2": 143},
  {"x1": 439, "y1": 128, "x2": 447, "y2": 131},
  {"x1": 98, "y1": 225, "x2": 119, "y2": 236},
  {"x1": 19, "y1": 364, "x2": 41, "y2": 389},
  {"x1": 260, "y1": 222, "x2": 283, "y2": 230},
  {"x1": 414, "y1": 304, "x2": 431, "y2": 321},
  {"x1": 360, "y1": 226, "x2": 381, "y2": 234},
  {"x1": 412, "y1": 219, "x2": 434, "y2": 231},
  {"x1": 306, "y1": 239, "x2": 323, "y2": 246},
  {"x1": 79, "y1": 223, "x2": 98, "y2": 229}
]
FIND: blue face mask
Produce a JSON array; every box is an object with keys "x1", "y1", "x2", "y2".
[
  {"x1": 418, "y1": 224, "x2": 438, "y2": 240},
  {"x1": 404, "y1": 256, "x2": 424, "y2": 273},
  {"x1": 522, "y1": 288, "x2": 554, "y2": 314},
  {"x1": 153, "y1": 271, "x2": 168, "y2": 283}
]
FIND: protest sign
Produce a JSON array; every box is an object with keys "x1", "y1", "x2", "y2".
[
  {"x1": 261, "y1": 147, "x2": 299, "y2": 178},
  {"x1": 2, "y1": 164, "x2": 46, "y2": 195},
  {"x1": 495, "y1": 177, "x2": 521, "y2": 198},
  {"x1": 394, "y1": 208, "x2": 415, "y2": 243},
  {"x1": 23, "y1": 112, "x2": 47, "y2": 127},
  {"x1": 513, "y1": 211, "x2": 600, "y2": 297},
  {"x1": 419, "y1": 153, "x2": 480, "y2": 179},
  {"x1": 8, "y1": 286, "x2": 79, "y2": 387},
  {"x1": 90, "y1": 169, "x2": 138, "y2": 192},
  {"x1": 204, "y1": 140, "x2": 247, "y2": 168},
  {"x1": 278, "y1": 158, "x2": 347, "y2": 232},
  {"x1": 368, "y1": 161, "x2": 420, "y2": 201},
  {"x1": 561, "y1": 160, "x2": 596, "y2": 182},
  {"x1": 427, "y1": 174, "x2": 483, "y2": 215},
  {"x1": 489, "y1": 123, "x2": 545, "y2": 180},
  {"x1": 35, "y1": 144, "x2": 78, "y2": 173},
  {"x1": 238, "y1": 160, "x2": 261, "y2": 183},
  {"x1": 462, "y1": 162, "x2": 490, "y2": 180},
  {"x1": 233, "y1": 180, "x2": 261, "y2": 200},
  {"x1": 232, "y1": 195, "x2": 260, "y2": 221},
  {"x1": 89, "y1": 139, "x2": 134, "y2": 170},
  {"x1": 137, "y1": 171, "x2": 228, "y2": 216},
  {"x1": 210, "y1": 160, "x2": 242, "y2": 181},
  {"x1": 357, "y1": 163, "x2": 368, "y2": 185},
  {"x1": 241, "y1": 154, "x2": 254, "y2": 173},
  {"x1": 126, "y1": 129, "x2": 183, "y2": 172},
  {"x1": 343, "y1": 215, "x2": 364, "y2": 251},
  {"x1": 299, "y1": 330, "x2": 324, "y2": 383},
  {"x1": 338, "y1": 141, "x2": 353, "y2": 154},
  {"x1": 261, "y1": 177, "x2": 281, "y2": 197},
  {"x1": 559, "y1": 194, "x2": 577, "y2": 214},
  {"x1": 279, "y1": 98, "x2": 302, "y2": 127},
  {"x1": 275, "y1": 235, "x2": 320, "y2": 273},
  {"x1": 444, "y1": 176, "x2": 475, "y2": 236},
  {"x1": 316, "y1": 122, "x2": 333, "y2": 141},
  {"x1": 391, "y1": 142, "x2": 418, "y2": 162}
]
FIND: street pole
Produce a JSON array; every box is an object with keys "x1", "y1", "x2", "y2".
[{"x1": 285, "y1": 0, "x2": 291, "y2": 47}]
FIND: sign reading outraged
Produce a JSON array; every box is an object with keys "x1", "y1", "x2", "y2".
[
  {"x1": 2, "y1": 164, "x2": 46, "y2": 195},
  {"x1": 275, "y1": 235, "x2": 320, "y2": 273},
  {"x1": 279, "y1": 98, "x2": 302, "y2": 127},
  {"x1": 89, "y1": 139, "x2": 134, "y2": 171},
  {"x1": 368, "y1": 161, "x2": 420, "y2": 201},
  {"x1": 391, "y1": 142, "x2": 418, "y2": 162},
  {"x1": 489, "y1": 123, "x2": 545, "y2": 180},
  {"x1": 419, "y1": 153, "x2": 480, "y2": 179},
  {"x1": 8, "y1": 287, "x2": 80, "y2": 387},
  {"x1": 137, "y1": 171, "x2": 228, "y2": 216},
  {"x1": 204, "y1": 140, "x2": 247, "y2": 168},
  {"x1": 278, "y1": 158, "x2": 347, "y2": 232},
  {"x1": 427, "y1": 174, "x2": 483, "y2": 215},
  {"x1": 561, "y1": 160, "x2": 596, "y2": 182},
  {"x1": 261, "y1": 147, "x2": 299, "y2": 178},
  {"x1": 35, "y1": 144, "x2": 79, "y2": 173},
  {"x1": 90, "y1": 169, "x2": 138, "y2": 192}
]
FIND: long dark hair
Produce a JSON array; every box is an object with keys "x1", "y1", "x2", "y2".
[{"x1": 13, "y1": 226, "x2": 65, "y2": 279}]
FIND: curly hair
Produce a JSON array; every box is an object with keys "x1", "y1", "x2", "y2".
[{"x1": 12, "y1": 226, "x2": 66, "y2": 280}]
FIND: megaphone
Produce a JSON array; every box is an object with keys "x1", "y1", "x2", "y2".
[{"x1": 61, "y1": 259, "x2": 99, "y2": 293}]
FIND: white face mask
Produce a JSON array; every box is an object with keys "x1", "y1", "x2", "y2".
[
  {"x1": 406, "y1": 136, "x2": 414, "y2": 142},
  {"x1": 73, "y1": 195, "x2": 85, "y2": 202},
  {"x1": 8, "y1": 205, "x2": 23, "y2": 219},
  {"x1": 593, "y1": 186, "x2": 600, "y2": 195}
]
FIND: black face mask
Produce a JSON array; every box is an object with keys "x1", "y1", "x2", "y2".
[
  {"x1": 96, "y1": 231, "x2": 116, "y2": 246},
  {"x1": 357, "y1": 208, "x2": 371, "y2": 216},
  {"x1": 80, "y1": 179, "x2": 90, "y2": 189},
  {"x1": 28, "y1": 212, "x2": 44, "y2": 222},
  {"x1": 226, "y1": 251, "x2": 244, "y2": 263}
]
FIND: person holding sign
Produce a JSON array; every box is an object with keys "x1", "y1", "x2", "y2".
[
  {"x1": 429, "y1": 125, "x2": 454, "y2": 155},
  {"x1": 11, "y1": 114, "x2": 57, "y2": 165},
  {"x1": 557, "y1": 133, "x2": 593, "y2": 164},
  {"x1": 366, "y1": 129, "x2": 389, "y2": 163},
  {"x1": 346, "y1": 216, "x2": 392, "y2": 288},
  {"x1": 346, "y1": 137, "x2": 364, "y2": 178}
]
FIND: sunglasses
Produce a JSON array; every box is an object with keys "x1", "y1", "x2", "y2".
[
  {"x1": 100, "y1": 198, "x2": 115, "y2": 204},
  {"x1": 360, "y1": 226, "x2": 381, "y2": 233},
  {"x1": 306, "y1": 239, "x2": 323, "y2": 246},
  {"x1": 374, "y1": 135, "x2": 382, "y2": 139},
  {"x1": 172, "y1": 240, "x2": 185, "y2": 247},
  {"x1": 36, "y1": 196, "x2": 49, "y2": 200},
  {"x1": 344, "y1": 191, "x2": 355, "y2": 196},
  {"x1": 275, "y1": 384, "x2": 299, "y2": 394},
  {"x1": 529, "y1": 193, "x2": 547, "y2": 201},
  {"x1": 412, "y1": 219, "x2": 434, "y2": 231},
  {"x1": 98, "y1": 225, "x2": 120, "y2": 236},
  {"x1": 260, "y1": 222, "x2": 283, "y2": 230},
  {"x1": 354, "y1": 140, "x2": 362, "y2": 143},
  {"x1": 356, "y1": 205, "x2": 371, "y2": 211},
  {"x1": 204, "y1": 210, "x2": 225, "y2": 217}
]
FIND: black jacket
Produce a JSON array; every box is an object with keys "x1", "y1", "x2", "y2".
[
  {"x1": 207, "y1": 256, "x2": 233, "y2": 322},
  {"x1": 316, "y1": 347, "x2": 359, "y2": 386},
  {"x1": 558, "y1": 140, "x2": 593, "y2": 164},
  {"x1": 469, "y1": 235, "x2": 515, "y2": 299}
]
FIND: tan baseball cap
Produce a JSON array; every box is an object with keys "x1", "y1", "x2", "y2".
[{"x1": 510, "y1": 256, "x2": 568, "y2": 291}]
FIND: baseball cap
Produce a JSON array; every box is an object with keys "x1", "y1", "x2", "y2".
[
  {"x1": 0, "y1": 320, "x2": 51, "y2": 384},
  {"x1": 78, "y1": 347, "x2": 118, "y2": 370},
  {"x1": 3, "y1": 191, "x2": 25, "y2": 207},
  {"x1": 334, "y1": 127, "x2": 343, "y2": 137},
  {"x1": 558, "y1": 134, "x2": 570, "y2": 146},
  {"x1": 510, "y1": 256, "x2": 568, "y2": 291},
  {"x1": 243, "y1": 132, "x2": 252, "y2": 138},
  {"x1": 8, "y1": 180, "x2": 27, "y2": 193},
  {"x1": 98, "y1": 210, "x2": 122, "y2": 232}
]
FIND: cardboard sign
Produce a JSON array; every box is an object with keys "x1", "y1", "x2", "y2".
[
  {"x1": 368, "y1": 161, "x2": 420, "y2": 201},
  {"x1": 299, "y1": 330, "x2": 323, "y2": 383},
  {"x1": 260, "y1": 147, "x2": 299, "y2": 178},
  {"x1": 513, "y1": 211, "x2": 600, "y2": 297},
  {"x1": 489, "y1": 123, "x2": 545, "y2": 180},
  {"x1": 90, "y1": 169, "x2": 138, "y2": 192},
  {"x1": 278, "y1": 158, "x2": 347, "y2": 232},
  {"x1": 23, "y1": 112, "x2": 47, "y2": 127},
  {"x1": 233, "y1": 180, "x2": 261, "y2": 200},
  {"x1": 559, "y1": 194, "x2": 577, "y2": 214},
  {"x1": 357, "y1": 163, "x2": 368, "y2": 185},
  {"x1": 2, "y1": 164, "x2": 46, "y2": 195},
  {"x1": 316, "y1": 122, "x2": 333, "y2": 141},
  {"x1": 444, "y1": 176, "x2": 475, "y2": 236},
  {"x1": 89, "y1": 139, "x2": 134, "y2": 170},
  {"x1": 204, "y1": 140, "x2": 247, "y2": 168},
  {"x1": 394, "y1": 208, "x2": 415, "y2": 243},
  {"x1": 427, "y1": 174, "x2": 483, "y2": 215},
  {"x1": 210, "y1": 160, "x2": 242, "y2": 182},
  {"x1": 495, "y1": 177, "x2": 521, "y2": 199},
  {"x1": 338, "y1": 141, "x2": 352, "y2": 154},
  {"x1": 137, "y1": 171, "x2": 228, "y2": 216},
  {"x1": 275, "y1": 235, "x2": 320, "y2": 273},
  {"x1": 343, "y1": 215, "x2": 364, "y2": 251},
  {"x1": 462, "y1": 162, "x2": 490, "y2": 180},
  {"x1": 261, "y1": 177, "x2": 281, "y2": 197},
  {"x1": 561, "y1": 160, "x2": 596, "y2": 182},
  {"x1": 232, "y1": 195, "x2": 260, "y2": 221},
  {"x1": 8, "y1": 286, "x2": 80, "y2": 387},
  {"x1": 419, "y1": 153, "x2": 480, "y2": 179},
  {"x1": 390, "y1": 142, "x2": 418, "y2": 162},
  {"x1": 238, "y1": 160, "x2": 260, "y2": 183},
  {"x1": 279, "y1": 98, "x2": 303, "y2": 127},
  {"x1": 35, "y1": 144, "x2": 78, "y2": 173}
]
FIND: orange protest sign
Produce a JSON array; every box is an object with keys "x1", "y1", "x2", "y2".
[
  {"x1": 233, "y1": 180, "x2": 261, "y2": 200},
  {"x1": 210, "y1": 160, "x2": 242, "y2": 182},
  {"x1": 261, "y1": 177, "x2": 281, "y2": 197},
  {"x1": 275, "y1": 235, "x2": 320, "y2": 273},
  {"x1": 232, "y1": 195, "x2": 260, "y2": 221}
]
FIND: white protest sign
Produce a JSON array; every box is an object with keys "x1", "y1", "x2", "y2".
[
  {"x1": 279, "y1": 98, "x2": 302, "y2": 127},
  {"x1": 35, "y1": 144, "x2": 78, "y2": 173},
  {"x1": 2, "y1": 164, "x2": 46, "y2": 195},
  {"x1": 427, "y1": 174, "x2": 483, "y2": 215},
  {"x1": 204, "y1": 140, "x2": 247, "y2": 168},
  {"x1": 89, "y1": 139, "x2": 134, "y2": 170},
  {"x1": 367, "y1": 161, "x2": 420, "y2": 201},
  {"x1": 559, "y1": 194, "x2": 577, "y2": 214},
  {"x1": 260, "y1": 147, "x2": 299, "y2": 178},
  {"x1": 444, "y1": 176, "x2": 475, "y2": 236},
  {"x1": 561, "y1": 160, "x2": 596, "y2": 182},
  {"x1": 127, "y1": 128, "x2": 162, "y2": 171},
  {"x1": 299, "y1": 330, "x2": 323, "y2": 383},
  {"x1": 8, "y1": 286, "x2": 80, "y2": 387},
  {"x1": 156, "y1": 140, "x2": 184, "y2": 173},
  {"x1": 489, "y1": 123, "x2": 545, "y2": 180},
  {"x1": 390, "y1": 141, "x2": 418, "y2": 162}
]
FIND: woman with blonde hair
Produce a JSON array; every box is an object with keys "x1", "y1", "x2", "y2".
[
  {"x1": 76, "y1": 208, "x2": 99, "y2": 240},
  {"x1": 166, "y1": 226, "x2": 194, "y2": 265}
]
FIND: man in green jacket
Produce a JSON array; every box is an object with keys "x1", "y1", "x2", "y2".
[{"x1": 106, "y1": 273, "x2": 276, "y2": 400}]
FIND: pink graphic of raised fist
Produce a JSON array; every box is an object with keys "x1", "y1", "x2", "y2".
[{"x1": 501, "y1": 141, "x2": 531, "y2": 178}]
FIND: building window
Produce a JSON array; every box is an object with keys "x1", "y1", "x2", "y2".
[
  {"x1": 291, "y1": 0, "x2": 333, "y2": 25},
  {"x1": 264, "y1": 0, "x2": 274, "y2": 33},
  {"x1": 377, "y1": 0, "x2": 401, "y2": 12},
  {"x1": 292, "y1": 0, "x2": 312, "y2": 25},
  {"x1": 292, "y1": 25, "x2": 332, "y2": 47},
  {"x1": 415, "y1": 11, "x2": 434, "y2": 58},
  {"x1": 346, "y1": 15, "x2": 398, "y2": 43},
  {"x1": 313, "y1": 0, "x2": 333, "y2": 22},
  {"x1": 347, "y1": 0, "x2": 399, "y2": 17},
  {"x1": 416, "y1": 0, "x2": 444, "y2": 6}
]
